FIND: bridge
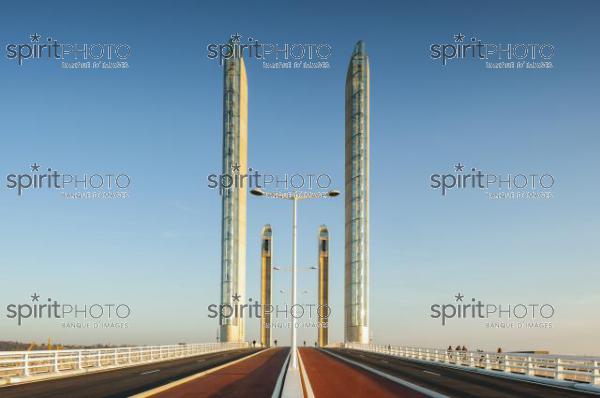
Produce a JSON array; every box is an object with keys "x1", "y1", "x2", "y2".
[{"x1": 1, "y1": 342, "x2": 599, "y2": 397}]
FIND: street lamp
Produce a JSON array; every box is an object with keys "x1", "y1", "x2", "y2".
[
  {"x1": 250, "y1": 187, "x2": 339, "y2": 369},
  {"x1": 272, "y1": 265, "x2": 317, "y2": 272},
  {"x1": 251, "y1": 188, "x2": 340, "y2": 198},
  {"x1": 250, "y1": 188, "x2": 266, "y2": 196}
]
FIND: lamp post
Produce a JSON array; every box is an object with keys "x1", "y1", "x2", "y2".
[{"x1": 250, "y1": 188, "x2": 339, "y2": 369}]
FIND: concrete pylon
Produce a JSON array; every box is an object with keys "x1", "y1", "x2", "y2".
[
  {"x1": 260, "y1": 225, "x2": 273, "y2": 348},
  {"x1": 318, "y1": 225, "x2": 329, "y2": 347}
]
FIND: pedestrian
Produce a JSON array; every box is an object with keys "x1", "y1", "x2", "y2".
[
  {"x1": 274, "y1": 339, "x2": 278, "y2": 347},
  {"x1": 252, "y1": 340, "x2": 256, "y2": 348}
]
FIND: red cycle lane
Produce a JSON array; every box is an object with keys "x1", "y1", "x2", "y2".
[
  {"x1": 300, "y1": 348, "x2": 428, "y2": 398},
  {"x1": 148, "y1": 347, "x2": 288, "y2": 398}
]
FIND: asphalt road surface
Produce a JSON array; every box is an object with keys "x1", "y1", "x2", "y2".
[
  {"x1": 150, "y1": 347, "x2": 289, "y2": 398},
  {"x1": 0, "y1": 348, "x2": 258, "y2": 398},
  {"x1": 330, "y1": 348, "x2": 600, "y2": 398}
]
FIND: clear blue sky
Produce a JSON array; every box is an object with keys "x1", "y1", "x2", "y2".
[{"x1": 1, "y1": 0, "x2": 599, "y2": 354}]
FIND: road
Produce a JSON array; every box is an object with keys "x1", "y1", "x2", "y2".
[
  {"x1": 149, "y1": 347, "x2": 289, "y2": 398},
  {"x1": 0, "y1": 348, "x2": 258, "y2": 398},
  {"x1": 300, "y1": 347, "x2": 428, "y2": 397},
  {"x1": 331, "y1": 348, "x2": 600, "y2": 398}
]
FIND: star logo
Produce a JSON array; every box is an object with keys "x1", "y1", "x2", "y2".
[
  {"x1": 230, "y1": 33, "x2": 241, "y2": 43},
  {"x1": 31, "y1": 293, "x2": 40, "y2": 302},
  {"x1": 232, "y1": 293, "x2": 241, "y2": 302},
  {"x1": 30, "y1": 33, "x2": 41, "y2": 42},
  {"x1": 455, "y1": 293, "x2": 464, "y2": 302},
  {"x1": 454, "y1": 33, "x2": 465, "y2": 43},
  {"x1": 231, "y1": 163, "x2": 241, "y2": 173},
  {"x1": 454, "y1": 163, "x2": 464, "y2": 172},
  {"x1": 31, "y1": 163, "x2": 40, "y2": 172}
]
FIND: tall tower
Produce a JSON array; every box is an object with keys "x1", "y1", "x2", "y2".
[
  {"x1": 344, "y1": 41, "x2": 370, "y2": 344},
  {"x1": 220, "y1": 50, "x2": 248, "y2": 343},
  {"x1": 260, "y1": 225, "x2": 273, "y2": 348},
  {"x1": 318, "y1": 225, "x2": 329, "y2": 347}
]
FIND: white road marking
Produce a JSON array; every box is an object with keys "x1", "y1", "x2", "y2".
[
  {"x1": 297, "y1": 349, "x2": 315, "y2": 398},
  {"x1": 271, "y1": 350, "x2": 291, "y2": 398},
  {"x1": 423, "y1": 370, "x2": 440, "y2": 377},
  {"x1": 140, "y1": 369, "x2": 160, "y2": 375}
]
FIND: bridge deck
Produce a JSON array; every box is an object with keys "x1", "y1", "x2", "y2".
[
  {"x1": 0, "y1": 348, "x2": 256, "y2": 398},
  {"x1": 330, "y1": 348, "x2": 597, "y2": 398}
]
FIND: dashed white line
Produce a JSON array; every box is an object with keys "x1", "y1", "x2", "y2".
[
  {"x1": 423, "y1": 370, "x2": 440, "y2": 377},
  {"x1": 140, "y1": 369, "x2": 161, "y2": 375}
]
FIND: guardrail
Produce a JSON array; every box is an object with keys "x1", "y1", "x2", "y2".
[
  {"x1": 344, "y1": 343, "x2": 600, "y2": 386},
  {"x1": 0, "y1": 342, "x2": 248, "y2": 384}
]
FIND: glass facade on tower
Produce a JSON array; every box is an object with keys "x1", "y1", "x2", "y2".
[
  {"x1": 220, "y1": 53, "x2": 247, "y2": 343},
  {"x1": 344, "y1": 41, "x2": 370, "y2": 344}
]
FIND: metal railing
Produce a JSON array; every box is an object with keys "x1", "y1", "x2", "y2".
[
  {"x1": 344, "y1": 343, "x2": 600, "y2": 386},
  {"x1": 0, "y1": 342, "x2": 248, "y2": 383}
]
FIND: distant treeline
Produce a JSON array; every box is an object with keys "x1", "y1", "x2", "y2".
[{"x1": 0, "y1": 341, "x2": 127, "y2": 351}]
